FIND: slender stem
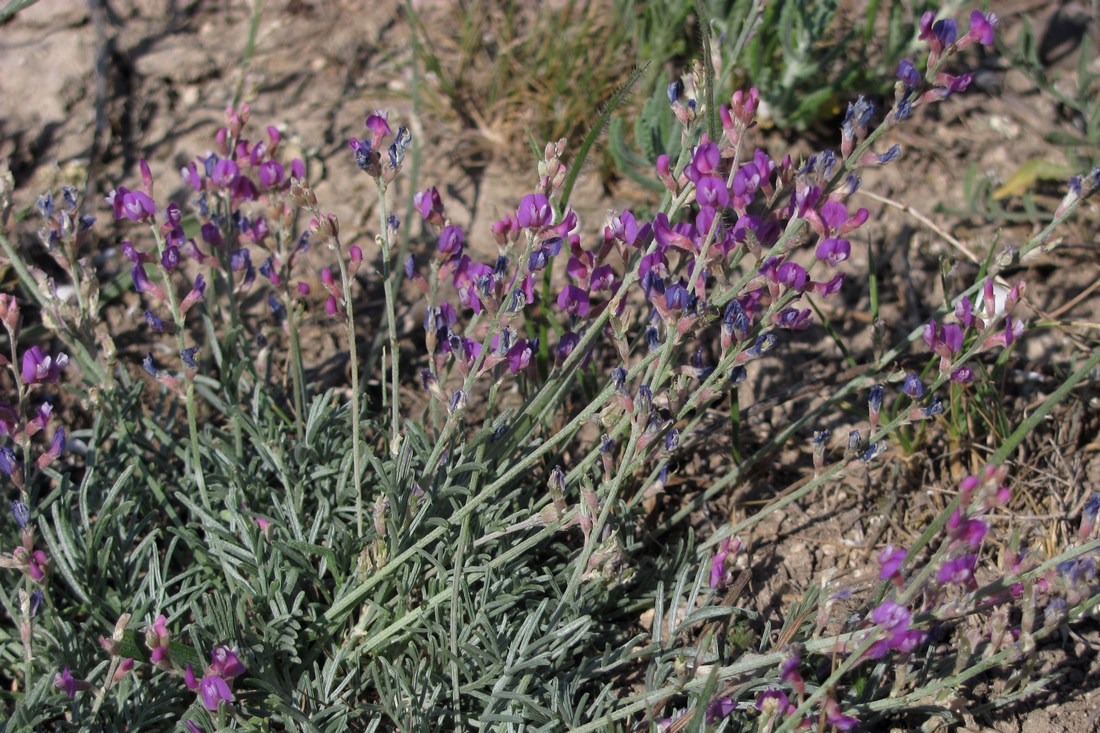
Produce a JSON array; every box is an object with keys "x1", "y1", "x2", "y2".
[
  {"x1": 148, "y1": 226, "x2": 210, "y2": 510},
  {"x1": 374, "y1": 179, "x2": 401, "y2": 449},
  {"x1": 331, "y1": 236, "x2": 364, "y2": 536}
]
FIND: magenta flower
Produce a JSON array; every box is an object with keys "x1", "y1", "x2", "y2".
[
  {"x1": 146, "y1": 614, "x2": 172, "y2": 669},
  {"x1": 948, "y1": 510, "x2": 988, "y2": 547},
  {"x1": 209, "y1": 645, "x2": 247, "y2": 679},
  {"x1": 516, "y1": 194, "x2": 552, "y2": 229},
  {"x1": 962, "y1": 11, "x2": 997, "y2": 47},
  {"x1": 109, "y1": 186, "x2": 157, "y2": 222},
  {"x1": 364, "y1": 112, "x2": 393, "y2": 148},
  {"x1": 198, "y1": 674, "x2": 234, "y2": 711},
  {"x1": 21, "y1": 346, "x2": 68, "y2": 385},
  {"x1": 709, "y1": 538, "x2": 738, "y2": 589},
  {"x1": 877, "y1": 546, "x2": 907, "y2": 582},
  {"x1": 871, "y1": 599, "x2": 910, "y2": 633},
  {"x1": 13, "y1": 546, "x2": 49, "y2": 581}
]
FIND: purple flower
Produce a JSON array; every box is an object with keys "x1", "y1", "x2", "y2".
[
  {"x1": 950, "y1": 365, "x2": 974, "y2": 384},
  {"x1": 932, "y1": 18, "x2": 957, "y2": 46},
  {"x1": 877, "y1": 546, "x2": 907, "y2": 581},
  {"x1": 686, "y1": 139, "x2": 720, "y2": 182},
  {"x1": 0, "y1": 446, "x2": 20, "y2": 476},
  {"x1": 54, "y1": 667, "x2": 87, "y2": 698},
  {"x1": 109, "y1": 186, "x2": 157, "y2": 222},
  {"x1": 11, "y1": 499, "x2": 29, "y2": 528},
  {"x1": 937, "y1": 554, "x2": 977, "y2": 585},
  {"x1": 695, "y1": 176, "x2": 729, "y2": 209},
  {"x1": 824, "y1": 699, "x2": 859, "y2": 731},
  {"x1": 815, "y1": 237, "x2": 850, "y2": 266},
  {"x1": 181, "y1": 274, "x2": 207, "y2": 312},
  {"x1": 415, "y1": 186, "x2": 444, "y2": 222},
  {"x1": 555, "y1": 332, "x2": 579, "y2": 364},
  {"x1": 184, "y1": 721, "x2": 206, "y2": 733},
  {"x1": 923, "y1": 321, "x2": 964, "y2": 357},
  {"x1": 161, "y1": 245, "x2": 180, "y2": 272},
  {"x1": 209, "y1": 645, "x2": 246, "y2": 679},
  {"x1": 437, "y1": 225, "x2": 464, "y2": 256},
  {"x1": 902, "y1": 374, "x2": 924, "y2": 398},
  {"x1": 780, "y1": 654, "x2": 804, "y2": 695},
  {"x1": 871, "y1": 599, "x2": 911, "y2": 633},
  {"x1": 965, "y1": 11, "x2": 997, "y2": 47},
  {"x1": 258, "y1": 160, "x2": 285, "y2": 188},
  {"x1": 775, "y1": 261, "x2": 808, "y2": 293},
  {"x1": 896, "y1": 58, "x2": 920, "y2": 89},
  {"x1": 211, "y1": 159, "x2": 240, "y2": 188},
  {"x1": 948, "y1": 510, "x2": 988, "y2": 547},
  {"x1": 516, "y1": 194, "x2": 552, "y2": 229},
  {"x1": 349, "y1": 138, "x2": 374, "y2": 170},
  {"x1": 709, "y1": 538, "x2": 737, "y2": 589},
  {"x1": 364, "y1": 112, "x2": 393, "y2": 144},
  {"x1": 506, "y1": 339, "x2": 534, "y2": 374},
  {"x1": 21, "y1": 346, "x2": 68, "y2": 385},
  {"x1": 199, "y1": 674, "x2": 234, "y2": 711},
  {"x1": 754, "y1": 689, "x2": 792, "y2": 717},
  {"x1": 705, "y1": 696, "x2": 736, "y2": 724},
  {"x1": 201, "y1": 222, "x2": 224, "y2": 247},
  {"x1": 557, "y1": 284, "x2": 590, "y2": 317}
]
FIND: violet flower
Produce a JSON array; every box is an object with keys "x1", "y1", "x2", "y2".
[
  {"x1": 515, "y1": 194, "x2": 552, "y2": 229},
  {"x1": 210, "y1": 159, "x2": 240, "y2": 188},
  {"x1": 54, "y1": 667, "x2": 91, "y2": 698},
  {"x1": 209, "y1": 645, "x2": 247, "y2": 679},
  {"x1": 877, "y1": 546, "x2": 907, "y2": 583},
  {"x1": 705, "y1": 696, "x2": 735, "y2": 724},
  {"x1": 108, "y1": 186, "x2": 157, "y2": 222},
  {"x1": 21, "y1": 346, "x2": 68, "y2": 385},
  {"x1": 937, "y1": 554, "x2": 977, "y2": 585},
  {"x1": 754, "y1": 688, "x2": 793, "y2": 717},
  {"x1": 437, "y1": 225, "x2": 464, "y2": 256},
  {"x1": 815, "y1": 237, "x2": 850, "y2": 266},
  {"x1": 557, "y1": 284, "x2": 590, "y2": 317}
]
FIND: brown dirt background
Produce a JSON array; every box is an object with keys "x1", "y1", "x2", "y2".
[{"x1": 2, "y1": 1, "x2": 1099, "y2": 730}]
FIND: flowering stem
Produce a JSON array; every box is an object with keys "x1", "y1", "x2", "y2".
[
  {"x1": 374, "y1": 178, "x2": 401, "y2": 452},
  {"x1": 330, "y1": 236, "x2": 364, "y2": 536},
  {"x1": 149, "y1": 226, "x2": 210, "y2": 511}
]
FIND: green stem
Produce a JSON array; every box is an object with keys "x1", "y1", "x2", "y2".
[
  {"x1": 149, "y1": 225, "x2": 210, "y2": 510},
  {"x1": 374, "y1": 179, "x2": 401, "y2": 450},
  {"x1": 331, "y1": 236, "x2": 364, "y2": 536}
]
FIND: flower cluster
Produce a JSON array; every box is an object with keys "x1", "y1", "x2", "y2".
[
  {"x1": 109, "y1": 104, "x2": 309, "y2": 386},
  {"x1": 923, "y1": 278, "x2": 1026, "y2": 384}
]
